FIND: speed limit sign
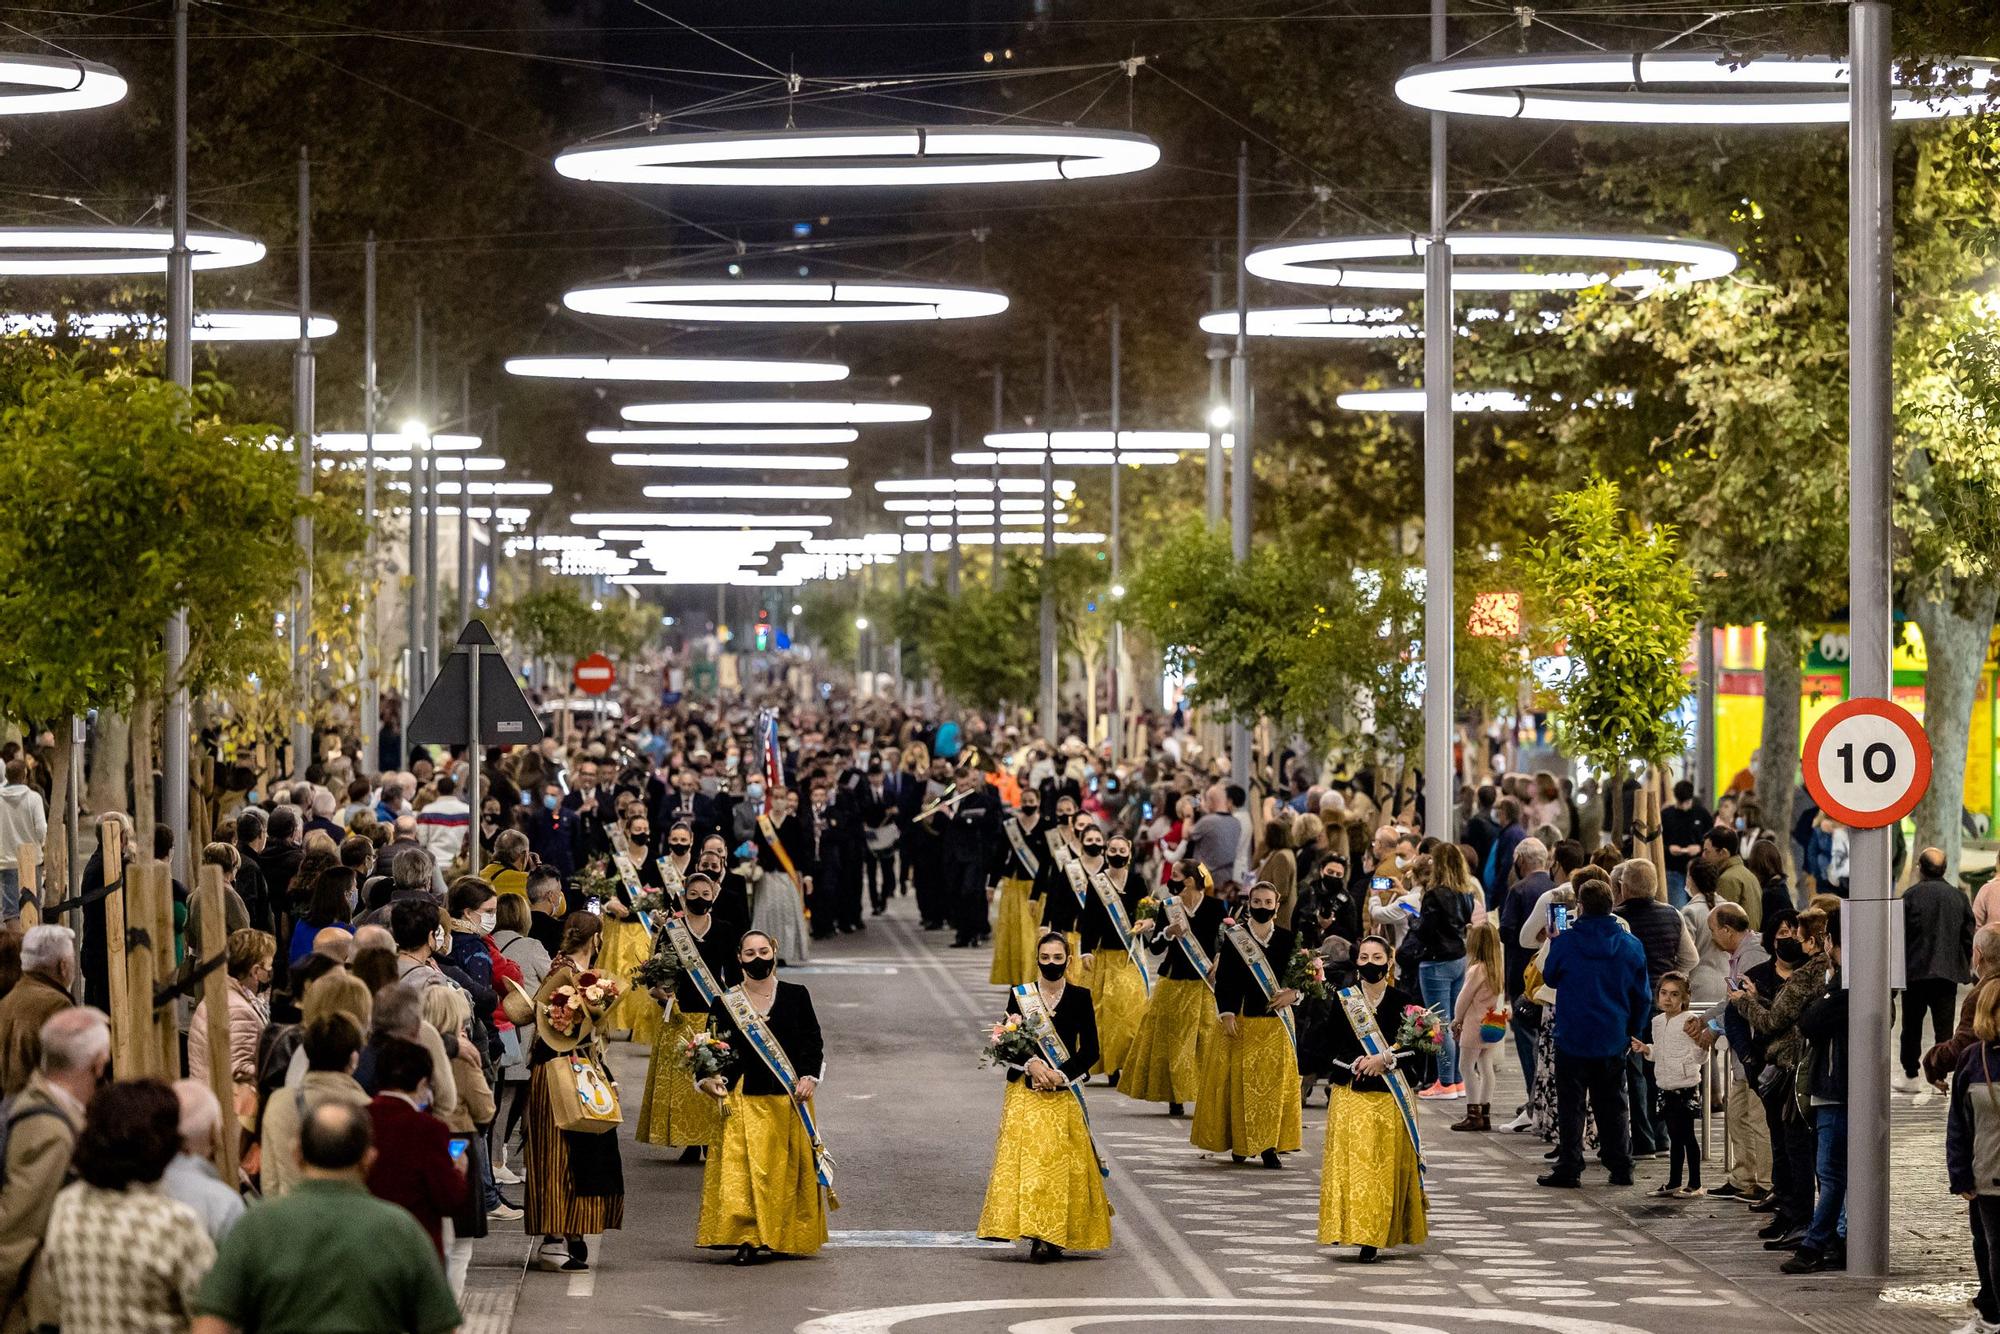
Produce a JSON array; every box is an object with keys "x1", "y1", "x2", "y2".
[{"x1": 1801, "y1": 697, "x2": 1933, "y2": 829}]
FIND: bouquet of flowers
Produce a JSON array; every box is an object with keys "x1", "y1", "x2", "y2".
[
  {"x1": 631, "y1": 943, "x2": 683, "y2": 997},
  {"x1": 679, "y1": 1027, "x2": 736, "y2": 1101},
  {"x1": 1130, "y1": 896, "x2": 1163, "y2": 930},
  {"x1": 1282, "y1": 946, "x2": 1329, "y2": 1000},
  {"x1": 633, "y1": 889, "x2": 672, "y2": 919},
  {"x1": 542, "y1": 971, "x2": 624, "y2": 1039},
  {"x1": 1396, "y1": 1003, "x2": 1446, "y2": 1057},
  {"x1": 576, "y1": 861, "x2": 622, "y2": 909},
  {"x1": 981, "y1": 1011, "x2": 1048, "y2": 1072}
]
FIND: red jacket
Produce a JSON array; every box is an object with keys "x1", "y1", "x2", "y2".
[{"x1": 366, "y1": 1093, "x2": 468, "y2": 1255}]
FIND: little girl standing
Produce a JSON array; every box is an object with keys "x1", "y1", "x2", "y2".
[
  {"x1": 1450, "y1": 921, "x2": 1506, "y2": 1132},
  {"x1": 1641, "y1": 971, "x2": 1706, "y2": 1196}
]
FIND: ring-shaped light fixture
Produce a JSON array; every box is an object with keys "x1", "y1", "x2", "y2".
[
  {"x1": 505, "y1": 355, "x2": 848, "y2": 384},
  {"x1": 1, "y1": 310, "x2": 337, "y2": 342},
  {"x1": 586, "y1": 427, "x2": 857, "y2": 446},
  {"x1": 1337, "y1": 388, "x2": 1637, "y2": 413},
  {"x1": 0, "y1": 53, "x2": 127, "y2": 116},
  {"x1": 609, "y1": 452, "x2": 850, "y2": 471},
  {"x1": 1394, "y1": 52, "x2": 1999, "y2": 126},
  {"x1": 0, "y1": 226, "x2": 265, "y2": 277},
  {"x1": 564, "y1": 280, "x2": 1007, "y2": 324},
  {"x1": 621, "y1": 400, "x2": 931, "y2": 425},
  {"x1": 554, "y1": 126, "x2": 1161, "y2": 188},
  {"x1": 1245, "y1": 231, "x2": 1736, "y2": 293},
  {"x1": 1198, "y1": 306, "x2": 1418, "y2": 340}
]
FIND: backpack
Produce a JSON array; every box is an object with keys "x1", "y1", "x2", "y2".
[{"x1": 0, "y1": 1093, "x2": 66, "y2": 1190}]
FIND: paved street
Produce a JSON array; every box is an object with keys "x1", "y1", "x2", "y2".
[{"x1": 464, "y1": 902, "x2": 1977, "y2": 1334}]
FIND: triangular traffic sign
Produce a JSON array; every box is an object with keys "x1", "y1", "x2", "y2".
[{"x1": 407, "y1": 619, "x2": 545, "y2": 747}]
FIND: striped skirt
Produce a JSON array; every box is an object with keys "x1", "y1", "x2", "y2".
[{"x1": 522, "y1": 1057, "x2": 625, "y2": 1237}]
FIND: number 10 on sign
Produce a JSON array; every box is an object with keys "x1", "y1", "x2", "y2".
[{"x1": 1802, "y1": 697, "x2": 1933, "y2": 830}]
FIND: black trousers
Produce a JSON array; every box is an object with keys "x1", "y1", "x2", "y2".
[
  {"x1": 1760, "y1": 1075, "x2": 1816, "y2": 1228},
  {"x1": 1901, "y1": 977, "x2": 1958, "y2": 1078},
  {"x1": 1972, "y1": 1196, "x2": 2000, "y2": 1322},
  {"x1": 836, "y1": 841, "x2": 866, "y2": 930},
  {"x1": 1661, "y1": 1086, "x2": 1701, "y2": 1188},
  {"x1": 1625, "y1": 1044, "x2": 1663, "y2": 1155},
  {"x1": 1554, "y1": 1052, "x2": 1632, "y2": 1181},
  {"x1": 912, "y1": 844, "x2": 947, "y2": 926},
  {"x1": 948, "y1": 859, "x2": 989, "y2": 945},
  {"x1": 864, "y1": 847, "x2": 897, "y2": 911}
]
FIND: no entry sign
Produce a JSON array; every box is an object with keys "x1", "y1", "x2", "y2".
[
  {"x1": 573, "y1": 652, "x2": 616, "y2": 696},
  {"x1": 1801, "y1": 697, "x2": 1932, "y2": 829}
]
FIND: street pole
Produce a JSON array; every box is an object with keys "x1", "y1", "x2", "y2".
[
  {"x1": 1421, "y1": 0, "x2": 1456, "y2": 843},
  {"x1": 991, "y1": 366, "x2": 1005, "y2": 587},
  {"x1": 1694, "y1": 621, "x2": 1717, "y2": 802},
  {"x1": 162, "y1": 0, "x2": 191, "y2": 880},
  {"x1": 359, "y1": 236, "x2": 378, "y2": 778},
  {"x1": 1205, "y1": 258, "x2": 1225, "y2": 525},
  {"x1": 1108, "y1": 303, "x2": 1123, "y2": 766},
  {"x1": 1845, "y1": 0, "x2": 1893, "y2": 1281},
  {"x1": 1040, "y1": 327, "x2": 1059, "y2": 740},
  {"x1": 893, "y1": 534, "x2": 906, "y2": 702},
  {"x1": 467, "y1": 630, "x2": 482, "y2": 876},
  {"x1": 292, "y1": 146, "x2": 315, "y2": 783},
  {"x1": 1228, "y1": 143, "x2": 1252, "y2": 793},
  {"x1": 947, "y1": 405, "x2": 962, "y2": 597},
  {"x1": 920, "y1": 422, "x2": 935, "y2": 585},
  {"x1": 458, "y1": 369, "x2": 473, "y2": 633},
  {"x1": 407, "y1": 304, "x2": 425, "y2": 725}
]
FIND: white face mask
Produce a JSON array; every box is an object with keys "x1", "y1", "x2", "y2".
[
  {"x1": 432, "y1": 927, "x2": 449, "y2": 954},
  {"x1": 478, "y1": 911, "x2": 496, "y2": 934}
]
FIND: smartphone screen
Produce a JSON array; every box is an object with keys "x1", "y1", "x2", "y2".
[
  {"x1": 518, "y1": 791, "x2": 531, "y2": 806},
  {"x1": 447, "y1": 1134, "x2": 472, "y2": 1167},
  {"x1": 1370, "y1": 875, "x2": 1393, "y2": 892},
  {"x1": 587, "y1": 897, "x2": 602, "y2": 915}
]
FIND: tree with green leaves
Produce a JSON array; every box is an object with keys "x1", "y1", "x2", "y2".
[{"x1": 1527, "y1": 483, "x2": 1697, "y2": 777}]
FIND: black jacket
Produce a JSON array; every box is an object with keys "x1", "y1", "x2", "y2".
[
  {"x1": 708, "y1": 981, "x2": 824, "y2": 1097},
  {"x1": 1413, "y1": 888, "x2": 1473, "y2": 964},
  {"x1": 1216, "y1": 924, "x2": 1295, "y2": 1018},
  {"x1": 668, "y1": 916, "x2": 741, "y2": 1015},
  {"x1": 1144, "y1": 894, "x2": 1225, "y2": 982},
  {"x1": 1078, "y1": 868, "x2": 1146, "y2": 956},
  {"x1": 1798, "y1": 967, "x2": 1848, "y2": 1104},
  {"x1": 1003, "y1": 982, "x2": 1098, "y2": 1082},
  {"x1": 1905, "y1": 877, "x2": 1975, "y2": 985},
  {"x1": 1327, "y1": 983, "x2": 1416, "y2": 1094}
]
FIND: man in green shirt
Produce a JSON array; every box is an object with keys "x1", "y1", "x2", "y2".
[{"x1": 192, "y1": 1101, "x2": 460, "y2": 1334}]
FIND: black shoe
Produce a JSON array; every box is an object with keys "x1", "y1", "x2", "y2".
[
  {"x1": 1748, "y1": 1196, "x2": 1783, "y2": 1214},
  {"x1": 1542, "y1": 1148, "x2": 1560, "y2": 1161},
  {"x1": 1758, "y1": 1217, "x2": 1799, "y2": 1240},
  {"x1": 677, "y1": 1145, "x2": 706, "y2": 1165},
  {"x1": 731, "y1": 1243, "x2": 756, "y2": 1267},
  {"x1": 1763, "y1": 1229, "x2": 1809, "y2": 1252},
  {"x1": 1167, "y1": 1102, "x2": 1185, "y2": 1118},
  {"x1": 564, "y1": 1237, "x2": 590, "y2": 1271},
  {"x1": 1231, "y1": 1154, "x2": 1245, "y2": 1164},
  {"x1": 1106, "y1": 1072, "x2": 1120, "y2": 1089},
  {"x1": 1706, "y1": 1183, "x2": 1746, "y2": 1199},
  {"x1": 872, "y1": 906, "x2": 886, "y2": 916},
  {"x1": 1823, "y1": 1244, "x2": 1846, "y2": 1271},
  {"x1": 948, "y1": 940, "x2": 974, "y2": 948},
  {"x1": 1536, "y1": 1173, "x2": 1582, "y2": 1189},
  {"x1": 1261, "y1": 1149, "x2": 1282, "y2": 1169},
  {"x1": 1608, "y1": 1174, "x2": 1634, "y2": 1187},
  {"x1": 1779, "y1": 1246, "x2": 1829, "y2": 1274},
  {"x1": 1356, "y1": 1246, "x2": 1380, "y2": 1264},
  {"x1": 1028, "y1": 1239, "x2": 1053, "y2": 1264}
]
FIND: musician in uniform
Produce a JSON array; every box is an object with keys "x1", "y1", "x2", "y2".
[
  {"x1": 941, "y1": 764, "x2": 1001, "y2": 950},
  {"x1": 637, "y1": 872, "x2": 740, "y2": 1162},
  {"x1": 977, "y1": 932, "x2": 1113, "y2": 1262},
  {"x1": 1120, "y1": 861, "x2": 1224, "y2": 1117},
  {"x1": 1193, "y1": 880, "x2": 1303, "y2": 1167},
  {"x1": 696, "y1": 929, "x2": 830, "y2": 1264},
  {"x1": 1318, "y1": 933, "x2": 1429, "y2": 1262}
]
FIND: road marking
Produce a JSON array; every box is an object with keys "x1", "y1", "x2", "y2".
[{"x1": 825, "y1": 1230, "x2": 1012, "y2": 1249}]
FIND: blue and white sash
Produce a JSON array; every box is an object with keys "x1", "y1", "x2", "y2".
[
  {"x1": 1011, "y1": 983, "x2": 1109, "y2": 1177},
  {"x1": 1337, "y1": 985, "x2": 1426, "y2": 1177},
  {"x1": 721, "y1": 986, "x2": 839, "y2": 1207},
  {"x1": 1003, "y1": 818, "x2": 1041, "y2": 878},
  {"x1": 1089, "y1": 870, "x2": 1153, "y2": 996},
  {"x1": 1161, "y1": 895, "x2": 1215, "y2": 991},
  {"x1": 1224, "y1": 923, "x2": 1297, "y2": 1052},
  {"x1": 660, "y1": 918, "x2": 723, "y2": 1010},
  {"x1": 1061, "y1": 860, "x2": 1092, "y2": 913}
]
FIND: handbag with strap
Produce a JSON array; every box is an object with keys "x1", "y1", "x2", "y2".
[{"x1": 547, "y1": 1051, "x2": 622, "y2": 1134}]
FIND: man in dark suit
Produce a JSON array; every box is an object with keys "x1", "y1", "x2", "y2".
[
  {"x1": 364, "y1": 1037, "x2": 468, "y2": 1257},
  {"x1": 562, "y1": 758, "x2": 619, "y2": 864},
  {"x1": 528, "y1": 781, "x2": 581, "y2": 878},
  {"x1": 942, "y1": 764, "x2": 1001, "y2": 949},
  {"x1": 860, "y1": 758, "x2": 901, "y2": 916}
]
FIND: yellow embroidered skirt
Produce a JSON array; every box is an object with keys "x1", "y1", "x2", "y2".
[
  {"x1": 597, "y1": 919, "x2": 662, "y2": 1045},
  {"x1": 1317, "y1": 1082, "x2": 1428, "y2": 1249},
  {"x1": 1191, "y1": 1015, "x2": 1303, "y2": 1157},
  {"x1": 976, "y1": 1079, "x2": 1113, "y2": 1252},
  {"x1": 1065, "y1": 931, "x2": 1087, "y2": 986},
  {"x1": 1118, "y1": 977, "x2": 1216, "y2": 1105},
  {"x1": 697, "y1": 1088, "x2": 829, "y2": 1255},
  {"x1": 1088, "y1": 947, "x2": 1149, "y2": 1078},
  {"x1": 636, "y1": 1006, "x2": 724, "y2": 1148},
  {"x1": 989, "y1": 878, "x2": 1040, "y2": 986}
]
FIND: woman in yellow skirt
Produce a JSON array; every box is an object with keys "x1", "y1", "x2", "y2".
[
  {"x1": 1193, "y1": 881, "x2": 1303, "y2": 1167},
  {"x1": 1318, "y1": 934, "x2": 1428, "y2": 1263},
  {"x1": 696, "y1": 929, "x2": 829, "y2": 1264},
  {"x1": 1077, "y1": 833, "x2": 1149, "y2": 1085},
  {"x1": 637, "y1": 873, "x2": 740, "y2": 1162},
  {"x1": 1120, "y1": 862, "x2": 1224, "y2": 1117},
  {"x1": 977, "y1": 932, "x2": 1113, "y2": 1262},
  {"x1": 988, "y1": 792, "x2": 1050, "y2": 986},
  {"x1": 598, "y1": 809, "x2": 663, "y2": 1045}
]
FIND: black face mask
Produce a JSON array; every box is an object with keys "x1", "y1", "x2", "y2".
[
  {"x1": 1038, "y1": 961, "x2": 1068, "y2": 982},
  {"x1": 742, "y1": 956, "x2": 776, "y2": 980},
  {"x1": 1773, "y1": 937, "x2": 1807, "y2": 966},
  {"x1": 1356, "y1": 961, "x2": 1389, "y2": 984},
  {"x1": 630, "y1": 830, "x2": 650, "y2": 844},
  {"x1": 669, "y1": 842, "x2": 692, "y2": 855},
  {"x1": 1083, "y1": 843, "x2": 1104, "y2": 858},
  {"x1": 686, "y1": 897, "x2": 712, "y2": 916},
  {"x1": 1105, "y1": 852, "x2": 1130, "y2": 868},
  {"x1": 1321, "y1": 872, "x2": 1347, "y2": 891},
  {"x1": 1248, "y1": 905, "x2": 1276, "y2": 924},
  {"x1": 1021, "y1": 805, "x2": 1039, "y2": 816}
]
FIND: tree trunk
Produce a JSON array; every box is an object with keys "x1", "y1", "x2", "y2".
[
  {"x1": 1910, "y1": 578, "x2": 2000, "y2": 881},
  {"x1": 129, "y1": 690, "x2": 156, "y2": 850},
  {"x1": 1757, "y1": 620, "x2": 1803, "y2": 873},
  {"x1": 88, "y1": 710, "x2": 129, "y2": 819},
  {"x1": 42, "y1": 719, "x2": 71, "y2": 875}
]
